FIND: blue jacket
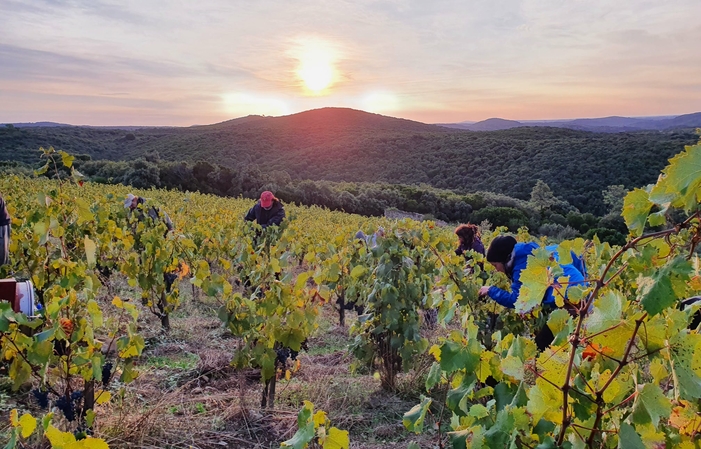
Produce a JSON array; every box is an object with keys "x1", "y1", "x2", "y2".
[{"x1": 487, "y1": 242, "x2": 586, "y2": 309}]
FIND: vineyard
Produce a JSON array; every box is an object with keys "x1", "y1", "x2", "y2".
[{"x1": 2, "y1": 139, "x2": 701, "y2": 449}]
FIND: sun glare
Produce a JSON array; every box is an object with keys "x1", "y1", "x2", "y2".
[{"x1": 292, "y1": 38, "x2": 339, "y2": 95}]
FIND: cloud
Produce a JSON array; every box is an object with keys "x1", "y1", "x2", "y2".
[{"x1": 1, "y1": 0, "x2": 700, "y2": 124}]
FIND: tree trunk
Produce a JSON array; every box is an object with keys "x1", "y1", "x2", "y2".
[
  {"x1": 261, "y1": 373, "x2": 277, "y2": 409},
  {"x1": 83, "y1": 380, "x2": 95, "y2": 429},
  {"x1": 159, "y1": 292, "x2": 170, "y2": 331}
]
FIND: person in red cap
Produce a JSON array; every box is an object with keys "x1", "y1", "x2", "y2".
[{"x1": 244, "y1": 191, "x2": 286, "y2": 228}]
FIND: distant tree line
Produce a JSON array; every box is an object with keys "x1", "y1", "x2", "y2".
[
  {"x1": 30, "y1": 155, "x2": 623, "y2": 244},
  {"x1": 1, "y1": 120, "x2": 697, "y2": 218}
]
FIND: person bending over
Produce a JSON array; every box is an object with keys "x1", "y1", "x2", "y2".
[
  {"x1": 245, "y1": 191, "x2": 286, "y2": 228},
  {"x1": 478, "y1": 235, "x2": 585, "y2": 350}
]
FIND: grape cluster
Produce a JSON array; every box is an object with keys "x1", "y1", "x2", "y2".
[
  {"x1": 55, "y1": 390, "x2": 84, "y2": 422},
  {"x1": 275, "y1": 347, "x2": 292, "y2": 366},
  {"x1": 102, "y1": 361, "x2": 113, "y2": 386},
  {"x1": 275, "y1": 346, "x2": 303, "y2": 366},
  {"x1": 56, "y1": 396, "x2": 76, "y2": 422},
  {"x1": 32, "y1": 388, "x2": 49, "y2": 409}
]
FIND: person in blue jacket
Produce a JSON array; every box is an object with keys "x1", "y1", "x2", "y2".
[{"x1": 478, "y1": 235, "x2": 586, "y2": 350}]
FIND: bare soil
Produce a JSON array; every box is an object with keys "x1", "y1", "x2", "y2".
[{"x1": 1, "y1": 278, "x2": 446, "y2": 449}]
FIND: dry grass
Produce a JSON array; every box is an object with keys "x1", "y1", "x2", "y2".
[{"x1": 1, "y1": 281, "x2": 447, "y2": 449}]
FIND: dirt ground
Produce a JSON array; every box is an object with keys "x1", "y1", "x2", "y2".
[{"x1": 0, "y1": 278, "x2": 447, "y2": 449}]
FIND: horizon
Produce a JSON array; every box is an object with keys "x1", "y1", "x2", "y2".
[
  {"x1": 2, "y1": 1, "x2": 700, "y2": 126},
  {"x1": 2, "y1": 107, "x2": 695, "y2": 128}
]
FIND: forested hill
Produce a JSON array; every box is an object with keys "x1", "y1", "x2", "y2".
[{"x1": 1, "y1": 107, "x2": 698, "y2": 214}]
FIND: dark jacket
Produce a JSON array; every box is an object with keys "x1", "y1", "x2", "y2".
[
  {"x1": 487, "y1": 242, "x2": 585, "y2": 309},
  {"x1": 455, "y1": 237, "x2": 485, "y2": 257},
  {"x1": 130, "y1": 198, "x2": 173, "y2": 234},
  {"x1": 245, "y1": 200, "x2": 285, "y2": 228},
  {"x1": 0, "y1": 195, "x2": 10, "y2": 227}
]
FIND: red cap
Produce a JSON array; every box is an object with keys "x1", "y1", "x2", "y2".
[{"x1": 260, "y1": 191, "x2": 274, "y2": 208}]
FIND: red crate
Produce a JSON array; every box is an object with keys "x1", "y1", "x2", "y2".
[{"x1": 0, "y1": 278, "x2": 19, "y2": 312}]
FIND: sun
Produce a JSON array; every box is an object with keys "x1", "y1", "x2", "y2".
[
  {"x1": 298, "y1": 59, "x2": 333, "y2": 92},
  {"x1": 292, "y1": 38, "x2": 339, "y2": 94}
]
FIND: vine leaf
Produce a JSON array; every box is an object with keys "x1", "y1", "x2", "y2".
[
  {"x1": 403, "y1": 395, "x2": 432, "y2": 433},
  {"x1": 638, "y1": 257, "x2": 691, "y2": 317},
  {"x1": 669, "y1": 400, "x2": 701, "y2": 436},
  {"x1": 649, "y1": 142, "x2": 701, "y2": 213},
  {"x1": 622, "y1": 189, "x2": 653, "y2": 237},
  {"x1": 517, "y1": 248, "x2": 556, "y2": 314},
  {"x1": 281, "y1": 401, "x2": 315, "y2": 449},
  {"x1": 670, "y1": 332, "x2": 701, "y2": 400},
  {"x1": 527, "y1": 383, "x2": 562, "y2": 424},
  {"x1": 449, "y1": 426, "x2": 485, "y2": 449},
  {"x1": 631, "y1": 384, "x2": 672, "y2": 427},
  {"x1": 59, "y1": 150, "x2": 75, "y2": 168},
  {"x1": 18, "y1": 413, "x2": 36, "y2": 439},
  {"x1": 84, "y1": 236, "x2": 97, "y2": 268},
  {"x1": 618, "y1": 422, "x2": 646, "y2": 449},
  {"x1": 425, "y1": 362, "x2": 442, "y2": 390},
  {"x1": 323, "y1": 427, "x2": 349, "y2": 449},
  {"x1": 585, "y1": 290, "x2": 633, "y2": 358}
]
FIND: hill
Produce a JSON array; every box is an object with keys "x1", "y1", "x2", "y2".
[
  {"x1": 1, "y1": 107, "x2": 698, "y2": 215},
  {"x1": 439, "y1": 112, "x2": 701, "y2": 132}
]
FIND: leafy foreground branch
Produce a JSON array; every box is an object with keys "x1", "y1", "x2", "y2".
[{"x1": 405, "y1": 138, "x2": 701, "y2": 448}]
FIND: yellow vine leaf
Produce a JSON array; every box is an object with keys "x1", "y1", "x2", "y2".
[
  {"x1": 96, "y1": 391, "x2": 112, "y2": 405},
  {"x1": 323, "y1": 427, "x2": 350, "y2": 449},
  {"x1": 19, "y1": 413, "x2": 37, "y2": 438}
]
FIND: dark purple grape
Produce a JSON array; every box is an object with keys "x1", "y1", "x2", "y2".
[
  {"x1": 71, "y1": 390, "x2": 83, "y2": 401},
  {"x1": 32, "y1": 389, "x2": 49, "y2": 409},
  {"x1": 275, "y1": 347, "x2": 290, "y2": 365},
  {"x1": 102, "y1": 361, "x2": 113, "y2": 386},
  {"x1": 56, "y1": 396, "x2": 75, "y2": 422}
]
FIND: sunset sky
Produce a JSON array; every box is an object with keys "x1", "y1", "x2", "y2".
[{"x1": 1, "y1": 0, "x2": 700, "y2": 126}]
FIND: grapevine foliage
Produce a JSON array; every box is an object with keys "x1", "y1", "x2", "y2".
[
  {"x1": 404, "y1": 138, "x2": 701, "y2": 448},
  {"x1": 4, "y1": 139, "x2": 701, "y2": 448},
  {"x1": 280, "y1": 401, "x2": 350, "y2": 449}
]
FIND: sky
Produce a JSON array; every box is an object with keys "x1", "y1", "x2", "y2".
[{"x1": 1, "y1": 0, "x2": 700, "y2": 126}]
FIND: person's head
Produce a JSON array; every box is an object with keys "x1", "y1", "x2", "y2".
[
  {"x1": 486, "y1": 235, "x2": 517, "y2": 273},
  {"x1": 376, "y1": 226, "x2": 385, "y2": 237},
  {"x1": 124, "y1": 193, "x2": 139, "y2": 210},
  {"x1": 260, "y1": 191, "x2": 276, "y2": 210},
  {"x1": 455, "y1": 224, "x2": 480, "y2": 246}
]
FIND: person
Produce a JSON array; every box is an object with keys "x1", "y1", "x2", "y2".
[
  {"x1": 354, "y1": 226, "x2": 385, "y2": 248},
  {"x1": 244, "y1": 191, "x2": 285, "y2": 228},
  {"x1": 478, "y1": 235, "x2": 586, "y2": 350},
  {"x1": 0, "y1": 193, "x2": 10, "y2": 266},
  {"x1": 124, "y1": 193, "x2": 177, "y2": 293},
  {"x1": 124, "y1": 193, "x2": 173, "y2": 235},
  {"x1": 454, "y1": 223, "x2": 485, "y2": 258}
]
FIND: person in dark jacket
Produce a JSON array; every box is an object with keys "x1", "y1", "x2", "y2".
[
  {"x1": 0, "y1": 193, "x2": 11, "y2": 266},
  {"x1": 478, "y1": 235, "x2": 586, "y2": 350},
  {"x1": 454, "y1": 224, "x2": 485, "y2": 258},
  {"x1": 124, "y1": 193, "x2": 178, "y2": 297},
  {"x1": 124, "y1": 193, "x2": 174, "y2": 235},
  {"x1": 245, "y1": 191, "x2": 285, "y2": 228}
]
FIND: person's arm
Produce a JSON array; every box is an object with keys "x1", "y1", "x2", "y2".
[
  {"x1": 244, "y1": 205, "x2": 257, "y2": 222},
  {"x1": 487, "y1": 286, "x2": 518, "y2": 308},
  {"x1": 473, "y1": 239, "x2": 485, "y2": 256},
  {"x1": 267, "y1": 204, "x2": 286, "y2": 226},
  {"x1": 162, "y1": 211, "x2": 174, "y2": 232},
  {"x1": 486, "y1": 266, "x2": 523, "y2": 309}
]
